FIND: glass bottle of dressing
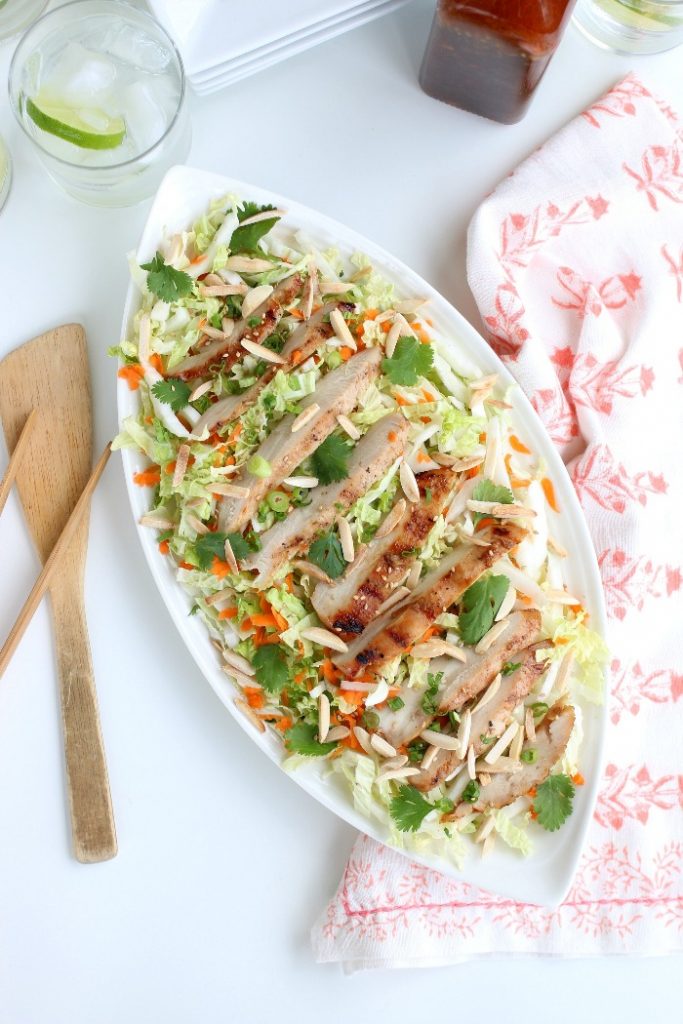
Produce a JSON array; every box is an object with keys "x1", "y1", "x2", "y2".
[{"x1": 419, "y1": 0, "x2": 577, "y2": 124}]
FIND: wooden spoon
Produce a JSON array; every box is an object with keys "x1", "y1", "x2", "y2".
[{"x1": 0, "y1": 324, "x2": 117, "y2": 862}]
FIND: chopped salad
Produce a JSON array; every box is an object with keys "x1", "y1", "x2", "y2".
[{"x1": 113, "y1": 195, "x2": 607, "y2": 865}]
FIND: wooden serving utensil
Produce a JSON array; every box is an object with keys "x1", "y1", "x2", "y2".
[{"x1": 0, "y1": 324, "x2": 117, "y2": 863}]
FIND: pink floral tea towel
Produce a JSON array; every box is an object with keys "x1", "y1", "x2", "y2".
[{"x1": 312, "y1": 74, "x2": 683, "y2": 969}]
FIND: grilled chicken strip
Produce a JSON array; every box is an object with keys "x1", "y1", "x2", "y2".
[
  {"x1": 312, "y1": 468, "x2": 456, "y2": 639},
  {"x1": 452, "y1": 704, "x2": 576, "y2": 816},
  {"x1": 411, "y1": 642, "x2": 550, "y2": 792},
  {"x1": 376, "y1": 609, "x2": 541, "y2": 751},
  {"x1": 218, "y1": 347, "x2": 382, "y2": 533},
  {"x1": 190, "y1": 307, "x2": 334, "y2": 437},
  {"x1": 332, "y1": 522, "x2": 527, "y2": 677},
  {"x1": 243, "y1": 414, "x2": 409, "y2": 587},
  {"x1": 174, "y1": 272, "x2": 303, "y2": 380}
]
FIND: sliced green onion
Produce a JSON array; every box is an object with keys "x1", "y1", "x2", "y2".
[
  {"x1": 267, "y1": 490, "x2": 289, "y2": 513},
  {"x1": 247, "y1": 455, "x2": 272, "y2": 478},
  {"x1": 521, "y1": 748, "x2": 538, "y2": 764},
  {"x1": 388, "y1": 696, "x2": 405, "y2": 711},
  {"x1": 531, "y1": 701, "x2": 549, "y2": 720},
  {"x1": 361, "y1": 709, "x2": 380, "y2": 731}
]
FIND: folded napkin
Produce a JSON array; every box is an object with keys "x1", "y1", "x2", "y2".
[
  {"x1": 149, "y1": 0, "x2": 212, "y2": 44},
  {"x1": 312, "y1": 74, "x2": 683, "y2": 970}
]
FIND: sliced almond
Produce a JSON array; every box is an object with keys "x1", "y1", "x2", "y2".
[
  {"x1": 222, "y1": 664, "x2": 258, "y2": 689},
  {"x1": 421, "y1": 745, "x2": 439, "y2": 771},
  {"x1": 318, "y1": 693, "x2": 331, "y2": 742},
  {"x1": 420, "y1": 730, "x2": 461, "y2": 750},
  {"x1": 376, "y1": 766, "x2": 421, "y2": 783},
  {"x1": 411, "y1": 639, "x2": 467, "y2": 662},
  {"x1": 206, "y1": 589, "x2": 235, "y2": 607},
  {"x1": 225, "y1": 256, "x2": 274, "y2": 273},
  {"x1": 472, "y1": 673, "x2": 502, "y2": 713},
  {"x1": 457, "y1": 708, "x2": 472, "y2": 759},
  {"x1": 352, "y1": 725, "x2": 374, "y2": 755},
  {"x1": 201, "y1": 323, "x2": 230, "y2": 339},
  {"x1": 483, "y1": 721, "x2": 519, "y2": 765},
  {"x1": 223, "y1": 537, "x2": 239, "y2": 574},
  {"x1": 330, "y1": 308, "x2": 357, "y2": 350},
  {"x1": 376, "y1": 498, "x2": 407, "y2": 539},
  {"x1": 382, "y1": 754, "x2": 409, "y2": 771},
  {"x1": 544, "y1": 588, "x2": 582, "y2": 606},
  {"x1": 509, "y1": 723, "x2": 525, "y2": 761},
  {"x1": 399, "y1": 459, "x2": 420, "y2": 503},
  {"x1": 466, "y1": 500, "x2": 536, "y2": 518},
  {"x1": 223, "y1": 648, "x2": 254, "y2": 676},
  {"x1": 385, "y1": 319, "x2": 402, "y2": 358},
  {"x1": 302, "y1": 260, "x2": 318, "y2": 319},
  {"x1": 291, "y1": 403, "x2": 320, "y2": 433},
  {"x1": 524, "y1": 707, "x2": 536, "y2": 743},
  {"x1": 467, "y1": 743, "x2": 476, "y2": 780},
  {"x1": 234, "y1": 697, "x2": 265, "y2": 733},
  {"x1": 301, "y1": 627, "x2": 348, "y2": 653},
  {"x1": 189, "y1": 379, "x2": 214, "y2": 402},
  {"x1": 336, "y1": 413, "x2": 360, "y2": 440},
  {"x1": 186, "y1": 513, "x2": 210, "y2": 535},
  {"x1": 241, "y1": 338, "x2": 286, "y2": 364},
  {"x1": 200, "y1": 284, "x2": 245, "y2": 297},
  {"x1": 548, "y1": 535, "x2": 568, "y2": 558},
  {"x1": 474, "y1": 815, "x2": 496, "y2": 843},
  {"x1": 479, "y1": 756, "x2": 522, "y2": 774},
  {"x1": 241, "y1": 284, "x2": 274, "y2": 320},
  {"x1": 371, "y1": 734, "x2": 397, "y2": 758},
  {"x1": 337, "y1": 517, "x2": 355, "y2": 563},
  {"x1": 495, "y1": 584, "x2": 517, "y2": 622},
  {"x1": 375, "y1": 586, "x2": 411, "y2": 616},
  {"x1": 291, "y1": 559, "x2": 333, "y2": 583},
  {"x1": 222, "y1": 316, "x2": 235, "y2": 336},
  {"x1": 469, "y1": 373, "x2": 498, "y2": 393},
  {"x1": 283, "y1": 475, "x2": 318, "y2": 488},
  {"x1": 554, "y1": 648, "x2": 576, "y2": 693},
  {"x1": 172, "y1": 444, "x2": 190, "y2": 489},
  {"x1": 475, "y1": 619, "x2": 511, "y2": 655},
  {"x1": 211, "y1": 482, "x2": 250, "y2": 498},
  {"x1": 139, "y1": 513, "x2": 174, "y2": 530},
  {"x1": 406, "y1": 561, "x2": 422, "y2": 589},
  {"x1": 325, "y1": 725, "x2": 350, "y2": 742},
  {"x1": 319, "y1": 279, "x2": 354, "y2": 295},
  {"x1": 394, "y1": 298, "x2": 428, "y2": 315},
  {"x1": 237, "y1": 207, "x2": 286, "y2": 227}
]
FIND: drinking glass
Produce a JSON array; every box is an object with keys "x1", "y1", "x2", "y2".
[
  {"x1": 0, "y1": 0, "x2": 48, "y2": 42},
  {"x1": 573, "y1": 0, "x2": 683, "y2": 52}
]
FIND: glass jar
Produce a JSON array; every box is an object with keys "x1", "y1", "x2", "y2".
[
  {"x1": 419, "y1": 0, "x2": 578, "y2": 124},
  {"x1": 0, "y1": 134, "x2": 11, "y2": 212}
]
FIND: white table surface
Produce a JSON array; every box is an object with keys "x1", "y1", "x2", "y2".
[{"x1": 0, "y1": 2, "x2": 681, "y2": 1020}]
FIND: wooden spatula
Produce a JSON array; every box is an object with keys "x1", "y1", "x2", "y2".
[{"x1": 0, "y1": 324, "x2": 117, "y2": 863}]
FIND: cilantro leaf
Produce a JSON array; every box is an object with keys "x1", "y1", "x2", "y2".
[
  {"x1": 502, "y1": 660, "x2": 521, "y2": 676},
  {"x1": 253, "y1": 645, "x2": 289, "y2": 696},
  {"x1": 151, "y1": 377, "x2": 190, "y2": 412},
  {"x1": 311, "y1": 434, "x2": 351, "y2": 485},
  {"x1": 195, "y1": 531, "x2": 251, "y2": 570},
  {"x1": 421, "y1": 671, "x2": 443, "y2": 715},
  {"x1": 307, "y1": 531, "x2": 346, "y2": 580},
  {"x1": 458, "y1": 574, "x2": 510, "y2": 646},
  {"x1": 230, "y1": 203, "x2": 281, "y2": 253},
  {"x1": 461, "y1": 780, "x2": 481, "y2": 804},
  {"x1": 141, "y1": 251, "x2": 193, "y2": 302},
  {"x1": 382, "y1": 335, "x2": 434, "y2": 386},
  {"x1": 284, "y1": 721, "x2": 338, "y2": 757},
  {"x1": 390, "y1": 785, "x2": 454, "y2": 832},
  {"x1": 533, "y1": 773, "x2": 575, "y2": 832},
  {"x1": 471, "y1": 478, "x2": 514, "y2": 522}
]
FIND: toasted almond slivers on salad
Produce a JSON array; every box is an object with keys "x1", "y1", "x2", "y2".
[
  {"x1": 509, "y1": 722, "x2": 525, "y2": 760},
  {"x1": 352, "y1": 725, "x2": 374, "y2": 755},
  {"x1": 376, "y1": 498, "x2": 407, "y2": 539},
  {"x1": 186, "y1": 513, "x2": 210, "y2": 535},
  {"x1": 189, "y1": 379, "x2": 214, "y2": 402},
  {"x1": 469, "y1": 373, "x2": 498, "y2": 393},
  {"x1": 525, "y1": 707, "x2": 536, "y2": 743},
  {"x1": 555, "y1": 648, "x2": 576, "y2": 693},
  {"x1": 302, "y1": 260, "x2": 318, "y2": 319},
  {"x1": 223, "y1": 648, "x2": 254, "y2": 676},
  {"x1": 338, "y1": 680, "x2": 375, "y2": 692},
  {"x1": 411, "y1": 638, "x2": 467, "y2": 662},
  {"x1": 365, "y1": 679, "x2": 390, "y2": 708},
  {"x1": 400, "y1": 459, "x2": 420, "y2": 503},
  {"x1": 234, "y1": 697, "x2": 266, "y2": 733},
  {"x1": 375, "y1": 586, "x2": 411, "y2": 616},
  {"x1": 172, "y1": 444, "x2": 190, "y2": 488},
  {"x1": 330, "y1": 308, "x2": 357, "y2": 350},
  {"x1": 283, "y1": 475, "x2": 318, "y2": 488},
  {"x1": 337, "y1": 517, "x2": 355, "y2": 563},
  {"x1": 394, "y1": 297, "x2": 428, "y2": 314},
  {"x1": 201, "y1": 323, "x2": 230, "y2": 339},
  {"x1": 291, "y1": 559, "x2": 333, "y2": 583},
  {"x1": 325, "y1": 725, "x2": 350, "y2": 742},
  {"x1": 211, "y1": 482, "x2": 250, "y2": 498},
  {"x1": 376, "y1": 766, "x2": 421, "y2": 783},
  {"x1": 300, "y1": 627, "x2": 348, "y2": 653},
  {"x1": 472, "y1": 673, "x2": 502, "y2": 713},
  {"x1": 481, "y1": 833, "x2": 496, "y2": 858},
  {"x1": 475, "y1": 618, "x2": 511, "y2": 654},
  {"x1": 291, "y1": 403, "x2": 320, "y2": 433},
  {"x1": 206, "y1": 589, "x2": 235, "y2": 606},
  {"x1": 383, "y1": 754, "x2": 409, "y2": 771},
  {"x1": 420, "y1": 730, "x2": 461, "y2": 750},
  {"x1": 336, "y1": 413, "x2": 360, "y2": 440},
  {"x1": 318, "y1": 693, "x2": 331, "y2": 742},
  {"x1": 200, "y1": 284, "x2": 244, "y2": 297},
  {"x1": 241, "y1": 284, "x2": 274, "y2": 319},
  {"x1": 479, "y1": 756, "x2": 522, "y2": 774},
  {"x1": 223, "y1": 537, "x2": 239, "y2": 574},
  {"x1": 241, "y1": 338, "x2": 286, "y2": 364},
  {"x1": 544, "y1": 588, "x2": 582, "y2": 605},
  {"x1": 406, "y1": 561, "x2": 422, "y2": 589},
  {"x1": 385, "y1": 319, "x2": 402, "y2": 358},
  {"x1": 474, "y1": 815, "x2": 496, "y2": 843},
  {"x1": 222, "y1": 664, "x2": 257, "y2": 690},
  {"x1": 225, "y1": 256, "x2": 273, "y2": 273},
  {"x1": 495, "y1": 584, "x2": 517, "y2": 622},
  {"x1": 319, "y1": 279, "x2": 354, "y2": 295},
  {"x1": 238, "y1": 207, "x2": 286, "y2": 227},
  {"x1": 484, "y1": 721, "x2": 519, "y2": 765},
  {"x1": 466, "y1": 500, "x2": 536, "y2": 518},
  {"x1": 548, "y1": 535, "x2": 569, "y2": 557},
  {"x1": 421, "y1": 744, "x2": 439, "y2": 771},
  {"x1": 467, "y1": 744, "x2": 476, "y2": 779},
  {"x1": 371, "y1": 734, "x2": 397, "y2": 758},
  {"x1": 457, "y1": 708, "x2": 472, "y2": 759},
  {"x1": 139, "y1": 513, "x2": 174, "y2": 529},
  {"x1": 433, "y1": 452, "x2": 484, "y2": 471},
  {"x1": 222, "y1": 316, "x2": 235, "y2": 336}
]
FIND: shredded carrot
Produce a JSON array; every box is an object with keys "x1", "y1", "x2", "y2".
[
  {"x1": 504, "y1": 453, "x2": 531, "y2": 489},
  {"x1": 179, "y1": 561, "x2": 194, "y2": 571},
  {"x1": 393, "y1": 392, "x2": 409, "y2": 406},
  {"x1": 528, "y1": 786, "x2": 538, "y2": 798},
  {"x1": 509, "y1": 434, "x2": 531, "y2": 455},
  {"x1": 475, "y1": 515, "x2": 495, "y2": 533},
  {"x1": 338, "y1": 689, "x2": 365, "y2": 708},
  {"x1": 210, "y1": 557, "x2": 231, "y2": 579},
  {"x1": 285, "y1": 573, "x2": 294, "y2": 593},
  {"x1": 118, "y1": 364, "x2": 145, "y2": 390},
  {"x1": 322, "y1": 659, "x2": 340, "y2": 683},
  {"x1": 149, "y1": 352, "x2": 164, "y2": 374},
  {"x1": 416, "y1": 451, "x2": 432, "y2": 464},
  {"x1": 297, "y1": 640, "x2": 305, "y2": 657},
  {"x1": 387, "y1": 430, "x2": 398, "y2": 443},
  {"x1": 289, "y1": 308, "x2": 305, "y2": 320},
  {"x1": 465, "y1": 464, "x2": 481, "y2": 480},
  {"x1": 541, "y1": 476, "x2": 560, "y2": 513},
  {"x1": 272, "y1": 609, "x2": 288, "y2": 632},
  {"x1": 293, "y1": 671, "x2": 306, "y2": 685},
  {"x1": 165, "y1": 461, "x2": 176, "y2": 476},
  {"x1": 262, "y1": 632, "x2": 281, "y2": 645},
  {"x1": 572, "y1": 773, "x2": 585, "y2": 786},
  {"x1": 419, "y1": 625, "x2": 440, "y2": 643},
  {"x1": 339, "y1": 346, "x2": 353, "y2": 361},
  {"x1": 243, "y1": 687, "x2": 265, "y2": 710},
  {"x1": 421, "y1": 388, "x2": 435, "y2": 403},
  {"x1": 189, "y1": 253, "x2": 205, "y2": 266},
  {"x1": 341, "y1": 730, "x2": 362, "y2": 751},
  {"x1": 291, "y1": 348, "x2": 303, "y2": 364},
  {"x1": 380, "y1": 320, "x2": 392, "y2": 334},
  {"x1": 250, "y1": 612, "x2": 278, "y2": 629},
  {"x1": 218, "y1": 608, "x2": 238, "y2": 621},
  {"x1": 275, "y1": 716, "x2": 293, "y2": 732},
  {"x1": 227, "y1": 421, "x2": 243, "y2": 443},
  {"x1": 133, "y1": 467, "x2": 160, "y2": 487},
  {"x1": 479, "y1": 431, "x2": 487, "y2": 444},
  {"x1": 158, "y1": 540, "x2": 170, "y2": 556},
  {"x1": 363, "y1": 308, "x2": 378, "y2": 320}
]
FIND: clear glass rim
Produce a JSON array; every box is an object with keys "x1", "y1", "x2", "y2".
[{"x1": 8, "y1": 0, "x2": 187, "y2": 172}]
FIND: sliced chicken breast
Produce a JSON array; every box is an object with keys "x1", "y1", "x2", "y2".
[
  {"x1": 376, "y1": 609, "x2": 541, "y2": 751},
  {"x1": 243, "y1": 414, "x2": 409, "y2": 586},
  {"x1": 218, "y1": 348, "x2": 382, "y2": 533},
  {"x1": 312, "y1": 468, "x2": 456, "y2": 638},
  {"x1": 332, "y1": 522, "x2": 527, "y2": 677},
  {"x1": 411, "y1": 642, "x2": 550, "y2": 792},
  {"x1": 174, "y1": 272, "x2": 303, "y2": 380},
  {"x1": 190, "y1": 308, "x2": 334, "y2": 437},
  {"x1": 452, "y1": 704, "x2": 576, "y2": 815}
]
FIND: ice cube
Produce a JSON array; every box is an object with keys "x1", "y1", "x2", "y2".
[
  {"x1": 44, "y1": 42, "x2": 116, "y2": 108},
  {"x1": 120, "y1": 81, "x2": 168, "y2": 154},
  {"x1": 104, "y1": 25, "x2": 172, "y2": 73}
]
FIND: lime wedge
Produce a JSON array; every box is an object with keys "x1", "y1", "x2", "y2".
[{"x1": 26, "y1": 95, "x2": 126, "y2": 151}]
